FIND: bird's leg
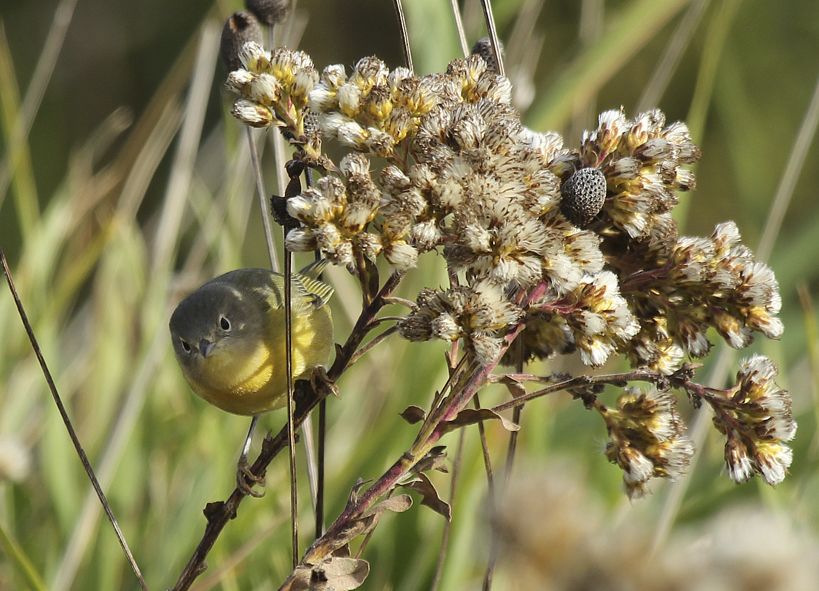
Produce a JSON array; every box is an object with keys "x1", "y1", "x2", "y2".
[
  {"x1": 310, "y1": 366, "x2": 339, "y2": 399},
  {"x1": 237, "y1": 416, "x2": 266, "y2": 498}
]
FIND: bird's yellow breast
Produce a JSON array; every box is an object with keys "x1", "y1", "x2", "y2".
[{"x1": 186, "y1": 305, "x2": 333, "y2": 416}]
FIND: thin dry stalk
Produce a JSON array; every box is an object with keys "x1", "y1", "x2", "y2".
[
  {"x1": 284, "y1": 246, "x2": 299, "y2": 568},
  {"x1": 757, "y1": 68, "x2": 819, "y2": 262},
  {"x1": 0, "y1": 245, "x2": 149, "y2": 591},
  {"x1": 450, "y1": 0, "x2": 469, "y2": 57},
  {"x1": 392, "y1": 0, "x2": 413, "y2": 71},
  {"x1": 479, "y1": 0, "x2": 505, "y2": 76},
  {"x1": 430, "y1": 426, "x2": 465, "y2": 591},
  {"x1": 474, "y1": 393, "x2": 497, "y2": 591},
  {"x1": 247, "y1": 128, "x2": 280, "y2": 271}
]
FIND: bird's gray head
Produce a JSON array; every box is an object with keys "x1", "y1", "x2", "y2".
[{"x1": 169, "y1": 280, "x2": 267, "y2": 376}]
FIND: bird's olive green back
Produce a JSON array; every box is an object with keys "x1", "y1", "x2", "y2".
[{"x1": 211, "y1": 262, "x2": 333, "y2": 315}]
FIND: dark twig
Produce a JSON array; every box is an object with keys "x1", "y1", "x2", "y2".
[
  {"x1": 316, "y1": 396, "x2": 326, "y2": 539},
  {"x1": 474, "y1": 393, "x2": 497, "y2": 591},
  {"x1": 0, "y1": 245, "x2": 150, "y2": 591},
  {"x1": 287, "y1": 339, "x2": 514, "y2": 579},
  {"x1": 504, "y1": 340, "x2": 526, "y2": 487},
  {"x1": 450, "y1": 0, "x2": 469, "y2": 57},
  {"x1": 247, "y1": 127, "x2": 279, "y2": 272},
  {"x1": 392, "y1": 0, "x2": 414, "y2": 71},
  {"x1": 479, "y1": 0, "x2": 506, "y2": 76},
  {"x1": 367, "y1": 316, "x2": 406, "y2": 326},
  {"x1": 284, "y1": 245, "x2": 299, "y2": 568},
  {"x1": 486, "y1": 373, "x2": 564, "y2": 384},
  {"x1": 304, "y1": 165, "x2": 327, "y2": 542}
]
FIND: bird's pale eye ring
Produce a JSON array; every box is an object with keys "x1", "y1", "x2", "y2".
[
  {"x1": 180, "y1": 338, "x2": 191, "y2": 353},
  {"x1": 220, "y1": 316, "x2": 231, "y2": 331}
]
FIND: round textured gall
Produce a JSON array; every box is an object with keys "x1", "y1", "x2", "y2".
[
  {"x1": 470, "y1": 37, "x2": 503, "y2": 75},
  {"x1": 560, "y1": 167, "x2": 607, "y2": 228}
]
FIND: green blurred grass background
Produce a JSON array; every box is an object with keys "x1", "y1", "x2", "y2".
[{"x1": 0, "y1": 0, "x2": 818, "y2": 589}]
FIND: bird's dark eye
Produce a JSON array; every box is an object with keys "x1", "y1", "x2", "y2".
[
  {"x1": 180, "y1": 339, "x2": 191, "y2": 353},
  {"x1": 220, "y1": 316, "x2": 231, "y2": 331}
]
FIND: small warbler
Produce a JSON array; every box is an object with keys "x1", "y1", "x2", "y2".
[{"x1": 169, "y1": 260, "x2": 334, "y2": 416}]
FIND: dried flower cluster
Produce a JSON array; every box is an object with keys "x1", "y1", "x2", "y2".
[
  {"x1": 710, "y1": 355, "x2": 796, "y2": 486},
  {"x1": 225, "y1": 43, "x2": 795, "y2": 494},
  {"x1": 398, "y1": 280, "x2": 522, "y2": 366},
  {"x1": 601, "y1": 388, "x2": 694, "y2": 499},
  {"x1": 619, "y1": 221, "x2": 783, "y2": 373},
  {"x1": 227, "y1": 42, "x2": 317, "y2": 135}
]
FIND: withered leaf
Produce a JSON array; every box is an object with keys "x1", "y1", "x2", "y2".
[
  {"x1": 445, "y1": 408, "x2": 520, "y2": 433},
  {"x1": 309, "y1": 520, "x2": 369, "y2": 560},
  {"x1": 364, "y1": 256, "x2": 380, "y2": 302},
  {"x1": 500, "y1": 375, "x2": 527, "y2": 398},
  {"x1": 281, "y1": 557, "x2": 370, "y2": 591},
  {"x1": 279, "y1": 565, "x2": 311, "y2": 591},
  {"x1": 361, "y1": 494, "x2": 413, "y2": 519},
  {"x1": 410, "y1": 445, "x2": 448, "y2": 475},
  {"x1": 332, "y1": 545, "x2": 351, "y2": 558},
  {"x1": 352, "y1": 494, "x2": 414, "y2": 539},
  {"x1": 399, "y1": 405, "x2": 427, "y2": 424},
  {"x1": 311, "y1": 557, "x2": 370, "y2": 591},
  {"x1": 399, "y1": 473, "x2": 452, "y2": 521}
]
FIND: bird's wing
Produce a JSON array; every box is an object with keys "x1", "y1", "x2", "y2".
[
  {"x1": 297, "y1": 258, "x2": 330, "y2": 280},
  {"x1": 225, "y1": 266, "x2": 333, "y2": 313},
  {"x1": 295, "y1": 260, "x2": 334, "y2": 309}
]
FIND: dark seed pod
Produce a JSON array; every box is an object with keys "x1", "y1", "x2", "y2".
[
  {"x1": 470, "y1": 37, "x2": 503, "y2": 75},
  {"x1": 245, "y1": 0, "x2": 293, "y2": 26},
  {"x1": 220, "y1": 12, "x2": 263, "y2": 71},
  {"x1": 271, "y1": 162, "x2": 303, "y2": 231},
  {"x1": 303, "y1": 108, "x2": 319, "y2": 138},
  {"x1": 560, "y1": 167, "x2": 607, "y2": 228},
  {"x1": 302, "y1": 107, "x2": 321, "y2": 152}
]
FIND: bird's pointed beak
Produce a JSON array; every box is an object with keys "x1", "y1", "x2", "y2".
[{"x1": 200, "y1": 339, "x2": 215, "y2": 358}]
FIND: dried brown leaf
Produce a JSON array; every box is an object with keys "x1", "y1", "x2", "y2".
[
  {"x1": 362, "y1": 494, "x2": 413, "y2": 518},
  {"x1": 501, "y1": 375, "x2": 527, "y2": 398},
  {"x1": 279, "y1": 566, "x2": 311, "y2": 591},
  {"x1": 311, "y1": 557, "x2": 370, "y2": 591},
  {"x1": 332, "y1": 546, "x2": 351, "y2": 558},
  {"x1": 399, "y1": 405, "x2": 427, "y2": 424},
  {"x1": 282, "y1": 557, "x2": 370, "y2": 591},
  {"x1": 321, "y1": 520, "x2": 369, "y2": 557},
  {"x1": 349, "y1": 493, "x2": 414, "y2": 540},
  {"x1": 410, "y1": 445, "x2": 449, "y2": 475},
  {"x1": 399, "y1": 473, "x2": 452, "y2": 521}
]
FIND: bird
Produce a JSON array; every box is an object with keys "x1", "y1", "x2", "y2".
[{"x1": 169, "y1": 259, "x2": 334, "y2": 417}]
